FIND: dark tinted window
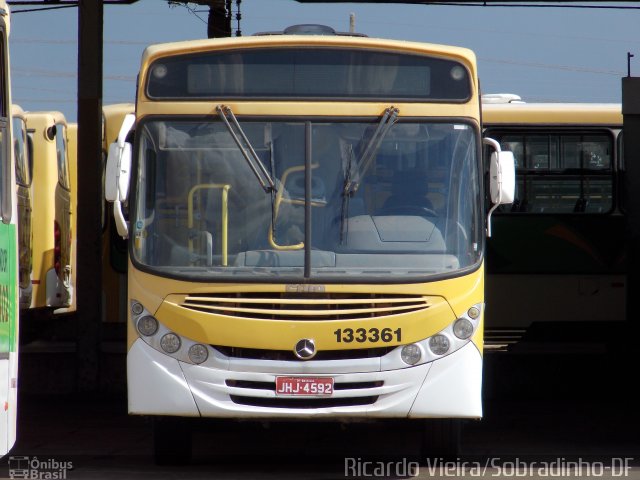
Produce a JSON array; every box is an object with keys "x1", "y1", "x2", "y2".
[
  {"x1": 147, "y1": 48, "x2": 471, "y2": 101},
  {"x1": 0, "y1": 35, "x2": 5, "y2": 118},
  {"x1": 0, "y1": 30, "x2": 9, "y2": 222},
  {"x1": 487, "y1": 130, "x2": 614, "y2": 214}
]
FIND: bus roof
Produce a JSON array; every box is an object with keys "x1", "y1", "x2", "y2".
[
  {"x1": 11, "y1": 104, "x2": 24, "y2": 119},
  {"x1": 483, "y1": 102, "x2": 622, "y2": 126},
  {"x1": 103, "y1": 103, "x2": 134, "y2": 149},
  {"x1": 24, "y1": 111, "x2": 67, "y2": 127},
  {"x1": 136, "y1": 35, "x2": 479, "y2": 118},
  {"x1": 103, "y1": 103, "x2": 134, "y2": 115},
  {"x1": 0, "y1": 0, "x2": 9, "y2": 36}
]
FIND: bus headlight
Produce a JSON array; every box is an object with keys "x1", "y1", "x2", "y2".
[
  {"x1": 453, "y1": 318, "x2": 474, "y2": 339},
  {"x1": 188, "y1": 344, "x2": 209, "y2": 364},
  {"x1": 401, "y1": 344, "x2": 422, "y2": 365},
  {"x1": 131, "y1": 302, "x2": 144, "y2": 316},
  {"x1": 160, "y1": 333, "x2": 181, "y2": 354},
  {"x1": 390, "y1": 303, "x2": 482, "y2": 369},
  {"x1": 137, "y1": 315, "x2": 159, "y2": 337},
  {"x1": 131, "y1": 299, "x2": 213, "y2": 365},
  {"x1": 429, "y1": 335, "x2": 450, "y2": 355}
]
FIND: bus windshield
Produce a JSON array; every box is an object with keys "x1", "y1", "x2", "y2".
[{"x1": 132, "y1": 117, "x2": 480, "y2": 281}]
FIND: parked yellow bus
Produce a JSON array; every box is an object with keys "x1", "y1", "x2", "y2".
[
  {"x1": 55, "y1": 122, "x2": 77, "y2": 314},
  {"x1": 482, "y1": 98, "x2": 624, "y2": 348},
  {"x1": 101, "y1": 104, "x2": 134, "y2": 323},
  {"x1": 106, "y1": 25, "x2": 514, "y2": 462},
  {"x1": 0, "y1": 0, "x2": 21, "y2": 456},
  {"x1": 25, "y1": 111, "x2": 73, "y2": 310},
  {"x1": 12, "y1": 105, "x2": 33, "y2": 310}
]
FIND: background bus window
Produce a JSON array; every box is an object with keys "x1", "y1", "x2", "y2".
[
  {"x1": 0, "y1": 34, "x2": 8, "y2": 222},
  {"x1": 489, "y1": 131, "x2": 613, "y2": 214}
]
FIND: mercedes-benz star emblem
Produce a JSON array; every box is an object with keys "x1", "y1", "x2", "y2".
[{"x1": 293, "y1": 338, "x2": 316, "y2": 360}]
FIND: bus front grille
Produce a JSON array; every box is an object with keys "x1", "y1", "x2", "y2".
[
  {"x1": 212, "y1": 345, "x2": 395, "y2": 361},
  {"x1": 229, "y1": 395, "x2": 379, "y2": 409},
  {"x1": 181, "y1": 292, "x2": 429, "y2": 321}
]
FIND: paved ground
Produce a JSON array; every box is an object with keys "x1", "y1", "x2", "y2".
[
  {"x1": 1, "y1": 393, "x2": 638, "y2": 479},
  {"x1": 2, "y1": 350, "x2": 639, "y2": 479}
]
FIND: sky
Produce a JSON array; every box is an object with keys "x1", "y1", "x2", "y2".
[{"x1": 7, "y1": 0, "x2": 640, "y2": 122}]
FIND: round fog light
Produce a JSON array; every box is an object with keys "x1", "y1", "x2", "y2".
[
  {"x1": 188, "y1": 344, "x2": 209, "y2": 364},
  {"x1": 453, "y1": 318, "x2": 474, "y2": 339},
  {"x1": 401, "y1": 344, "x2": 422, "y2": 365},
  {"x1": 131, "y1": 302, "x2": 144, "y2": 316},
  {"x1": 429, "y1": 335, "x2": 450, "y2": 355},
  {"x1": 160, "y1": 333, "x2": 181, "y2": 354},
  {"x1": 136, "y1": 315, "x2": 158, "y2": 337}
]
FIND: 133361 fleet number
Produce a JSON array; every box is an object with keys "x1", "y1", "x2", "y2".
[{"x1": 334, "y1": 327, "x2": 402, "y2": 343}]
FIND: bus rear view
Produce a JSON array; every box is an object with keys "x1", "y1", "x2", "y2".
[{"x1": 106, "y1": 27, "x2": 514, "y2": 463}]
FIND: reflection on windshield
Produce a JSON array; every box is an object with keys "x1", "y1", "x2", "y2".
[{"x1": 132, "y1": 119, "x2": 480, "y2": 280}]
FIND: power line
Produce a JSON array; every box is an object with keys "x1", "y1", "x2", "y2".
[
  {"x1": 479, "y1": 57, "x2": 625, "y2": 76},
  {"x1": 295, "y1": 1, "x2": 640, "y2": 9},
  {"x1": 423, "y1": 2, "x2": 640, "y2": 8},
  {"x1": 8, "y1": 0, "x2": 139, "y2": 13},
  {"x1": 11, "y1": 4, "x2": 76, "y2": 13}
]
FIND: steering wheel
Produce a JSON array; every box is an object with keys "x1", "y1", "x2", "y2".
[{"x1": 376, "y1": 205, "x2": 437, "y2": 217}]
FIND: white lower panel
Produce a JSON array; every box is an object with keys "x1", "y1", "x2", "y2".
[
  {"x1": 184, "y1": 360, "x2": 431, "y2": 419},
  {"x1": 0, "y1": 353, "x2": 18, "y2": 456},
  {"x1": 127, "y1": 340, "x2": 483, "y2": 419},
  {"x1": 127, "y1": 340, "x2": 199, "y2": 416},
  {"x1": 409, "y1": 342, "x2": 483, "y2": 419},
  {"x1": 0, "y1": 358, "x2": 9, "y2": 455}
]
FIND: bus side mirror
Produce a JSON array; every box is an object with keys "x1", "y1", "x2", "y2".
[
  {"x1": 484, "y1": 137, "x2": 515, "y2": 237},
  {"x1": 105, "y1": 113, "x2": 135, "y2": 238},
  {"x1": 489, "y1": 150, "x2": 515, "y2": 205},
  {"x1": 106, "y1": 141, "x2": 131, "y2": 202}
]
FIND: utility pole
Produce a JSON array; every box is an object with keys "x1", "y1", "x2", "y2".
[
  {"x1": 176, "y1": 0, "x2": 241, "y2": 38},
  {"x1": 207, "y1": 0, "x2": 231, "y2": 38},
  {"x1": 76, "y1": 0, "x2": 103, "y2": 393},
  {"x1": 623, "y1": 54, "x2": 640, "y2": 340}
]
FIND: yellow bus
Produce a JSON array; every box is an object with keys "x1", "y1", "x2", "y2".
[
  {"x1": 55, "y1": 122, "x2": 77, "y2": 314},
  {"x1": 12, "y1": 105, "x2": 33, "y2": 310},
  {"x1": 25, "y1": 111, "x2": 73, "y2": 310},
  {"x1": 482, "y1": 98, "x2": 624, "y2": 348},
  {"x1": 0, "y1": 0, "x2": 20, "y2": 456},
  {"x1": 106, "y1": 25, "x2": 514, "y2": 462},
  {"x1": 101, "y1": 104, "x2": 134, "y2": 324}
]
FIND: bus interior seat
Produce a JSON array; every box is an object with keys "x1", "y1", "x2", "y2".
[{"x1": 377, "y1": 170, "x2": 435, "y2": 215}]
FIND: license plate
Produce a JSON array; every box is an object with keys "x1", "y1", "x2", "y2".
[{"x1": 275, "y1": 376, "x2": 334, "y2": 396}]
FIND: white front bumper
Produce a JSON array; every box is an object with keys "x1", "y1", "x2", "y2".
[{"x1": 127, "y1": 339, "x2": 482, "y2": 419}]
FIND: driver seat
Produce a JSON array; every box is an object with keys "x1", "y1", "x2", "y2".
[{"x1": 380, "y1": 170, "x2": 434, "y2": 213}]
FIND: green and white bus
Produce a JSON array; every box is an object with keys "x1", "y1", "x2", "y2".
[{"x1": 0, "y1": 0, "x2": 20, "y2": 456}]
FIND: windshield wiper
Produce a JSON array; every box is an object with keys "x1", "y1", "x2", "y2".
[
  {"x1": 343, "y1": 106, "x2": 399, "y2": 196},
  {"x1": 217, "y1": 104, "x2": 276, "y2": 193}
]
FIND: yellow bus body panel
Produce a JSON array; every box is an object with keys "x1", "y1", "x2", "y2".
[
  {"x1": 55, "y1": 122, "x2": 77, "y2": 313},
  {"x1": 101, "y1": 104, "x2": 135, "y2": 322},
  {"x1": 12, "y1": 105, "x2": 33, "y2": 300},
  {"x1": 25, "y1": 111, "x2": 72, "y2": 309},
  {"x1": 128, "y1": 263, "x2": 484, "y2": 353},
  {"x1": 136, "y1": 36, "x2": 479, "y2": 120},
  {"x1": 483, "y1": 102, "x2": 622, "y2": 126}
]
